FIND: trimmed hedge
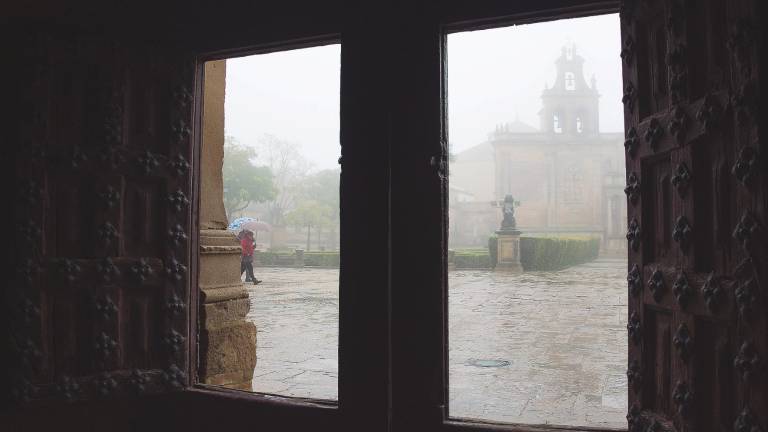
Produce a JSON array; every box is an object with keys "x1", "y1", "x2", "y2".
[
  {"x1": 451, "y1": 235, "x2": 599, "y2": 271},
  {"x1": 453, "y1": 251, "x2": 492, "y2": 269},
  {"x1": 519, "y1": 236, "x2": 600, "y2": 271},
  {"x1": 254, "y1": 251, "x2": 295, "y2": 266},
  {"x1": 255, "y1": 236, "x2": 598, "y2": 271},
  {"x1": 303, "y1": 252, "x2": 340, "y2": 267},
  {"x1": 254, "y1": 250, "x2": 340, "y2": 268}
]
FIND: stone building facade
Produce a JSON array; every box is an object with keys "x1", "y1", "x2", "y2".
[{"x1": 450, "y1": 46, "x2": 627, "y2": 254}]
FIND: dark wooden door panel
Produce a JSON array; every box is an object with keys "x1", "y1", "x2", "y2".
[
  {"x1": 622, "y1": 0, "x2": 766, "y2": 431},
  {"x1": 9, "y1": 32, "x2": 195, "y2": 404}
]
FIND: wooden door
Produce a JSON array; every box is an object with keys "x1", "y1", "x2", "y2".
[
  {"x1": 621, "y1": 0, "x2": 766, "y2": 431},
  {"x1": 9, "y1": 31, "x2": 196, "y2": 404}
]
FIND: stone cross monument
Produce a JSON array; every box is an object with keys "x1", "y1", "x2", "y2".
[{"x1": 495, "y1": 194, "x2": 523, "y2": 272}]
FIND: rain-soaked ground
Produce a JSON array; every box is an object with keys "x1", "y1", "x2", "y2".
[{"x1": 245, "y1": 258, "x2": 627, "y2": 428}]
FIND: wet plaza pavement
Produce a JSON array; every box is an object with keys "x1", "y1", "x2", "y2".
[
  {"x1": 246, "y1": 267, "x2": 339, "y2": 400},
  {"x1": 245, "y1": 258, "x2": 627, "y2": 428},
  {"x1": 448, "y1": 258, "x2": 627, "y2": 427}
]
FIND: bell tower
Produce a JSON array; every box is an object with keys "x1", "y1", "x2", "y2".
[{"x1": 539, "y1": 44, "x2": 600, "y2": 137}]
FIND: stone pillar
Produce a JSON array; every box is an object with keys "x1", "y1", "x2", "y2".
[
  {"x1": 294, "y1": 249, "x2": 305, "y2": 267},
  {"x1": 495, "y1": 228, "x2": 523, "y2": 272},
  {"x1": 197, "y1": 60, "x2": 257, "y2": 390}
]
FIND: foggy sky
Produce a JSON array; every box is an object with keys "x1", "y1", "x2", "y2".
[
  {"x1": 225, "y1": 45, "x2": 342, "y2": 171},
  {"x1": 448, "y1": 13, "x2": 623, "y2": 153},
  {"x1": 224, "y1": 13, "x2": 622, "y2": 169}
]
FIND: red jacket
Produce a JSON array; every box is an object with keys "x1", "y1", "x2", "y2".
[{"x1": 241, "y1": 237, "x2": 254, "y2": 257}]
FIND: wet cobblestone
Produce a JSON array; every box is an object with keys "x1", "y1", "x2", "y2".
[
  {"x1": 449, "y1": 258, "x2": 627, "y2": 427},
  {"x1": 245, "y1": 258, "x2": 626, "y2": 427}
]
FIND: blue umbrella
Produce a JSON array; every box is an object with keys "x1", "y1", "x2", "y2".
[{"x1": 227, "y1": 216, "x2": 257, "y2": 231}]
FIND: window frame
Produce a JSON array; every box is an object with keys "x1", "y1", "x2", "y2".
[
  {"x1": 182, "y1": 2, "x2": 628, "y2": 432},
  {"x1": 185, "y1": 14, "x2": 395, "y2": 430},
  {"x1": 438, "y1": 2, "x2": 624, "y2": 432},
  {"x1": 555, "y1": 112, "x2": 565, "y2": 133},
  {"x1": 188, "y1": 34, "x2": 345, "y2": 411}
]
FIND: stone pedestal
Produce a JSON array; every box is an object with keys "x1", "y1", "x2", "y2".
[
  {"x1": 197, "y1": 60, "x2": 256, "y2": 391},
  {"x1": 495, "y1": 229, "x2": 523, "y2": 272}
]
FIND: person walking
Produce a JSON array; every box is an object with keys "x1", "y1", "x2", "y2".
[{"x1": 240, "y1": 230, "x2": 261, "y2": 285}]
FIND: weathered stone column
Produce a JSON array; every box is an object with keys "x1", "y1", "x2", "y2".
[{"x1": 197, "y1": 60, "x2": 257, "y2": 390}]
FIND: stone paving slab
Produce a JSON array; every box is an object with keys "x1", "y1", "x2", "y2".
[
  {"x1": 448, "y1": 258, "x2": 627, "y2": 428},
  {"x1": 246, "y1": 268, "x2": 339, "y2": 401},
  {"x1": 244, "y1": 258, "x2": 627, "y2": 428}
]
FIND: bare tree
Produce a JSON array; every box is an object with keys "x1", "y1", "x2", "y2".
[{"x1": 256, "y1": 134, "x2": 313, "y2": 226}]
